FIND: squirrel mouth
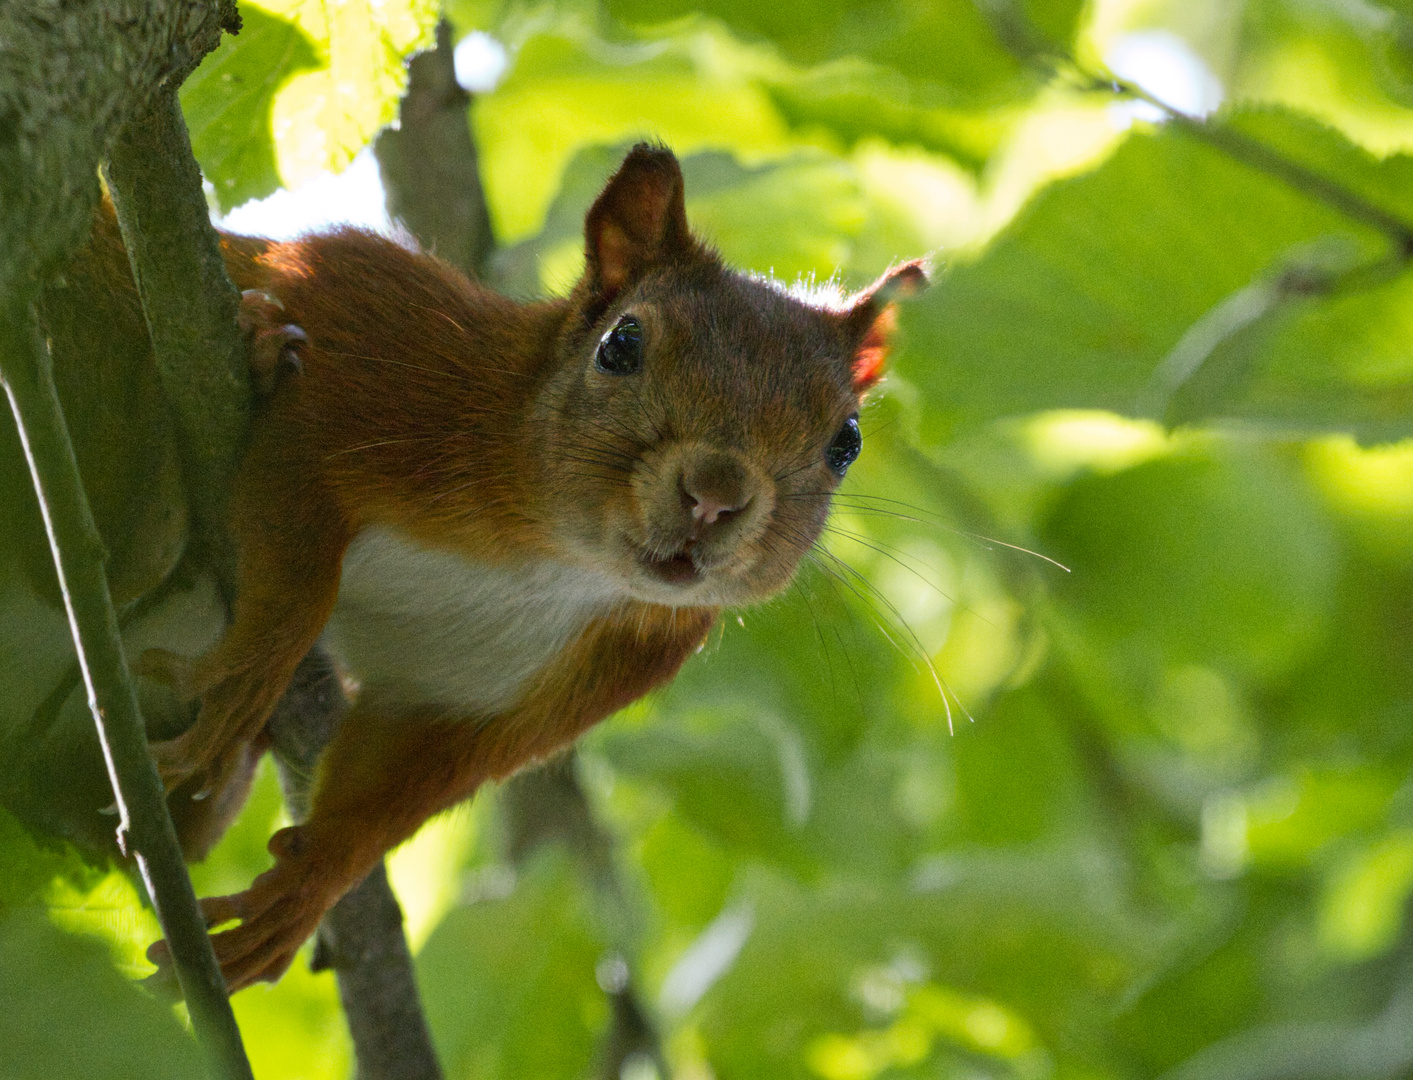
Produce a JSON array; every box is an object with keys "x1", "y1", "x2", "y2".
[{"x1": 639, "y1": 548, "x2": 701, "y2": 586}]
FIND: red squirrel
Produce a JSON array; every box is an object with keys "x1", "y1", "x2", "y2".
[{"x1": 139, "y1": 144, "x2": 924, "y2": 992}]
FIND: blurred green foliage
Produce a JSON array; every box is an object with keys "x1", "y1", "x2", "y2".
[{"x1": 6, "y1": 0, "x2": 1413, "y2": 1078}]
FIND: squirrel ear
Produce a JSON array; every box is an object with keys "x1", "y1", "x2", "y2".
[
  {"x1": 843, "y1": 261, "x2": 928, "y2": 394},
  {"x1": 584, "y1": 144, "x2": 692, "y2": 303}
]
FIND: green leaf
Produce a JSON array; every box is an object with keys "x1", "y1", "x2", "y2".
[
  {"x1": 472, "y1": 25, "x2": 793, "y2": 243},
  {"x1": 417, "y1": 852, "x2": 608, "y2": 1080},
  {"x1": 0, "y1": 807, "x2": 105, "y2": 915},
  {"x1": 268, "y1": 0, "x2": 439, "y2": 185},
  {"x1": 1228, "y1": 0, "x2": 1413, "y2": 157},
  {"x1": 493, "y1": 145, "x2": 917, "y2": 298},
  {"x1": 604, "y1": 0, "x2": 1087, "y2": 106},
  {"x1": 896, "y1": 110, "x2": 1413, "y2": 441},
  {"x1": 1041, "y1": 449, "x2": 1338, "y2": 679},
  {"x1": 948, "y1": 686, "x2": 1089, "y2": 845},
  {"x1": 762, "y1": 61, "x2": 1020, "y2": 172},
  {"x1": 687, "y1": 155, "x2": 869, "y2": 280},
  {"x1": 1319, "y1": 829, "x2": 1413, "y2": 960},
  {"x1": 231, "y1": 961, "x2": 352, "y2": 1080},
  {"x1": 185, "y1": 0, "x2": 438, "y2": 199},
  {"x1": 0, "y1": 911, "x2": 205, "y2": 1080},
  {"x1": 635, "y1": 812, "x2": 734, "y2": 933},
  {"x1": 699, "y1": 855, "x2": 1164, "y2": 1080},
  {"x1": 181, "y1": 5, "x2": 322, "y2": 212},
  {"x1": 598, "y1": 715, "x2": 813, "y2": 872},
  {"x1": 1225, "y1": 109, "x2": 1413, "y2": 223},
  {"x1": 1246, "y1": 767, "x2": 1403, "y2": 868}
]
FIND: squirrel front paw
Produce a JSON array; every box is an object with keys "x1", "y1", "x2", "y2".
[
  {"x1": 147, "y1": 826, "x2": 341, "y2": 993},
  {"x1": 239, "y1": 289, "x2": 307, "y2": 397}
]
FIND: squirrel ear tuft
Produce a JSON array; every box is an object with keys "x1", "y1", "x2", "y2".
[
  {"x1": 844, "y1": 261, "x2": 928, "y2": 394},
  {"x1": 584, "y1": 144, "x2": 692, "y2": 303}
]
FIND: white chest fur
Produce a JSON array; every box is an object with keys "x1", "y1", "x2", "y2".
[{"x1": 323, "y1": 527, "x2": 625, "y2": 716}]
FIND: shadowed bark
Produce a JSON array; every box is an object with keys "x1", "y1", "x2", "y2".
[{"x1": 103, "y1": 87, "x2": 251, "y2": 600}]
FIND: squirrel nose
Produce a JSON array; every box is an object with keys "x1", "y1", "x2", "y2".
[
  {"x1": 680, "y1": 455, "x2": 751, "y2": 532},
  {"x1": 691, "y1": 494, "x2": 738, "y2": 526}
]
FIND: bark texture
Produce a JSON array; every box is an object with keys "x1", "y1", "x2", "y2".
[
  {"x1": 1, "y1": 3, "x2": 252, "y2": 1075},
  {"x1": 375, "y1": 18, "x2": 497, "y2": 280},
  {"x1": 0, "y1": 0, "x2": 238, "y2": 296}
]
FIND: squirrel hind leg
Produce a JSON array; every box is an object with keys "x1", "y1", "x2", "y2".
[
  {"x1": 239, "y1": 289, "x2": 307, "y2": 397},
  {"x1": 132, "y1": 647, "x2": 204, "y2": 700}
]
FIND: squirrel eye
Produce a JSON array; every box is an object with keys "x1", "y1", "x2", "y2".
[
  {"x1": 825, "y1": 416, "x2": 862, "y2": 474},
  {"x1": 595, "y1": 316, "x2": 643, "y2": 375}
]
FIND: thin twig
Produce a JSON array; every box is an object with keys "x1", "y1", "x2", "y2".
[
  {"x1": 501, "y1": 753, "x2": 670, "y2": 1080},
  {"x1": 1083, "y1": 71, "x2": 1413, "y2": 253},
  {"x1": 983, "y1": 4, "x2": 1413, "y2": 253},
  {"x1": 0, "y1": 306, "x2": 253, "y2": 1080}
]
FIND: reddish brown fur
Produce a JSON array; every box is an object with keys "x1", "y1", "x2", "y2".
[{"x1": 105, "y1": 146, "x2": 924, "y2": 991}]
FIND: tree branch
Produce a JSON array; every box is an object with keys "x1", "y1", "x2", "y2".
[
  {"x1": 267, "y1": 650, "x2": 445, "y2": 1080},
  {"x1": 320, "y1": 866, "x2": 446, "y2": 1080},
  {"x1": 0, "y1": 305, "x2": 252, "y2": 1080},
  {"x1": 1, "y1": 5, "x2": 254, "y2": 1068},
  {"x1": 102, "y1": 85, "x2": 252, "y2": 600},
  {"x1": 375, "y1": 18, "x2": 497, "y2": 280},
  {"x1": 0, "y1": 0, "x2": 238, "y2": 295},
  {"x1": 985, "y1": 14, "x2": 1413, "y2": 254},
  {"x1": 502, "y1": 754, "x2": 669, "y2": 1080}
]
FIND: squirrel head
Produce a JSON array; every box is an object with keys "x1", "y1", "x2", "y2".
[{"x1": 534, "y1": 144, "x2": 926, "y2": 608}]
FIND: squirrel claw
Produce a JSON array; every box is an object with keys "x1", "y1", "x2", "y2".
[
  {"x1": 199, "y1": 893, "x2": 245, "y2": 930},
  {"x1": 148, "y1": 728, "x2": 230, "y2": 796},
  {"x1": 239, "y1": 289, "x2": 307, "y2": 397},
  {"x1": 156, "y1": 831, "x2": 334, "y2": 994}
]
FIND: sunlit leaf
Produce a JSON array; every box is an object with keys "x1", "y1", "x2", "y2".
[
  {"x1": 417, "y1": 852, "x2": 607, "y2": 1080},
  {"x1": 1041, "y1": 449, "x2": 1338, "y2": 679},
  {"x1": 473, "y1": 24, "x2": 792, "y2": 242},
  {"x1": 1229, "y1": 0, "x2": 1413, "y2": 156},
  {"x1": 232, "y1": 962, "x2": 352, "y2": 1080},
  {"x1": 762, "y1": 60, "x2": 1021, "y2": 171},
  {"x1": 0, "y1": 912, "x2": 204, "y2": 1080},
  {"x1": 247, "y1": 0, "x2": 436, "y2": 188},
  {"x1": 605, "y1": 0, "x2": 1087, "y2": 106},
  {"x1": 181, "y1": 4, "x2": 322, "y2": 212}
]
